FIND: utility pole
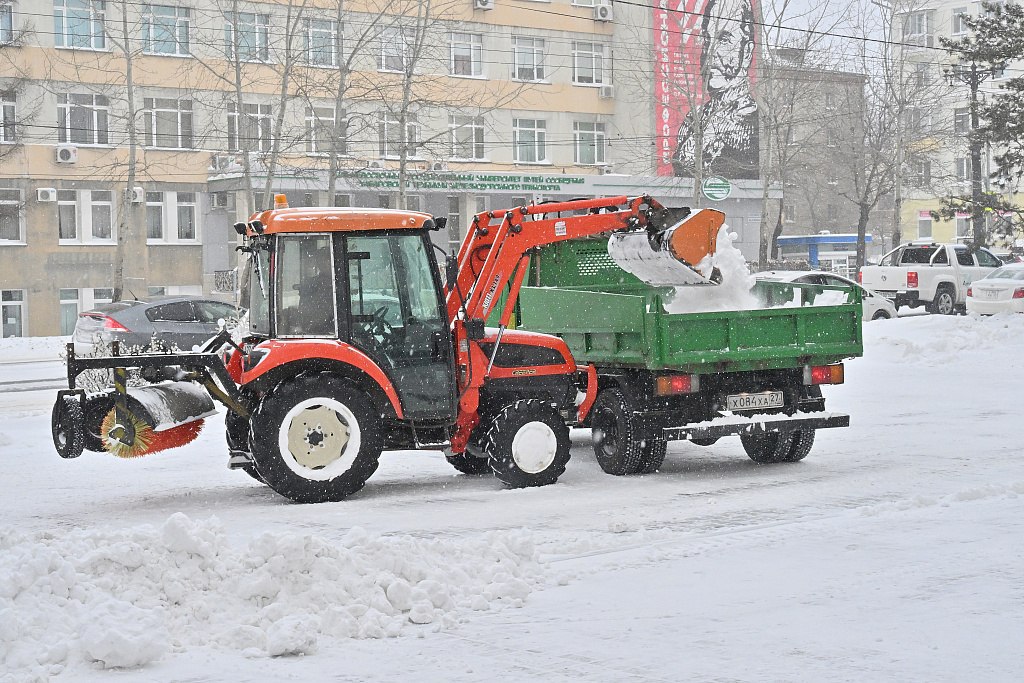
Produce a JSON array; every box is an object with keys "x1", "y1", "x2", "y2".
[{"x1": 945, "y1": 60, "x2": 993, "y2": 250}]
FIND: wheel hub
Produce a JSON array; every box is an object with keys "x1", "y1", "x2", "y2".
[
  {"x1": 510, "y1": 421, "x2": 558, "y2": 474},
  {"x1": 286, "y1": 404, "x2": 351, "y2": 469}
]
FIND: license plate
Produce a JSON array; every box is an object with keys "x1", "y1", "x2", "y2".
[
  {"x1": 982, "y1": 289, "x2": 1000, "y2": 300},
  {"x1": 726, "y1": 391, "x2": 785, "y2": 411}
]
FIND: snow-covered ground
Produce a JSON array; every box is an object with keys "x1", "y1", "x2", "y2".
[{"x1": 2, "y1": 314, "x2": 1023, "y2": 682}]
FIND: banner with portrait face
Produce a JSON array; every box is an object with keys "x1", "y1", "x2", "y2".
[{"x1": 654, "y1": 0, "x2": 760, "y2": 180}]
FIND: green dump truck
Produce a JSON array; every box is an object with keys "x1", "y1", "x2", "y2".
[{"x1": 514, "y1": 238, "x2": 863, "y2": 475}]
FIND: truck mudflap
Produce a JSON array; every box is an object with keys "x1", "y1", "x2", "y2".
[{"x1": 663, "y1": 412, "x2": 850, "y2": 442}]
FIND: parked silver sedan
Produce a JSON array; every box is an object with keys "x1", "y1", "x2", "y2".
[
  {"x1": 72, "y1": 296, "x2": 244, "y2": 354},
  {"x1": 966, "y1": 264, "x2": 1024, "y2": 315},
  {"x1": 754, "y1": 270, "x2": 898, "y2": 321}
]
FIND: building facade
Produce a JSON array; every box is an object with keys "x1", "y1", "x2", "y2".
[{"x1": 0, "y1": 0, "x2": 776, "y2": 336}]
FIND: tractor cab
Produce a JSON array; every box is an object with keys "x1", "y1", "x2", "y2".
[{"x1": 236, "y1": 201, "x2": 457, "y2": 422}]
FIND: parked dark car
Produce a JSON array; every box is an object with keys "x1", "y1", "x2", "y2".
[{"x1": 72, "y1": 296, "x2": 244, "y2": 354}]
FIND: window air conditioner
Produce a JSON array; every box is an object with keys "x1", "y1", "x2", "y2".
[
  {"x1": 367, "y1": 160, "x2": 385, "y2": 170},
  {"x1": 599, "y1": 85, "x2": 615, "y2": 99},
  {"x1": 130, "y1": 186, "x2": 144, "y2": 203},
  {"x1": 55, "y1": 145, "x2": 78, "y2": 164},
  {"x1": 37, "y1": 188, "x2": 57, "y2": 202},
  {"x1": 474, "y1": 0, "x2": 494, "y2": 10},
  {"x1": 594, "y1": 0, "x2": 613, "y2": 22},
  {"x1": 430, "y1": 161, "x2": 448, "y2": 172}
]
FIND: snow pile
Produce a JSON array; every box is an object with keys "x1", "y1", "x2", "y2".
[
  {"x1": 0, "y1": 335, "x2": 68, "y2": 363},
  {"x1": 664, "y1": 226, "x2": 758, "y2": 313},
  {"x1": 865, "y1": 312, "x2": 1024, "y2": 362},
  {"x1": 0, "y1": 513, "x2": 542, "y2": 678}
]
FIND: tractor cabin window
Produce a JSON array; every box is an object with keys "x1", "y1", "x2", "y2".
[{"x1": 276, "y1": 234, "x2": 336, "y2": 337}]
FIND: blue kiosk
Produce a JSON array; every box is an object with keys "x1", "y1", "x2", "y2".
[{"x1": 776, "y1": 233, "x2": 873, "y2": 273}]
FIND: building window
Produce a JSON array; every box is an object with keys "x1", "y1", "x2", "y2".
[
  {"x1": 447, "y1": 196, "x2": 461, "y2": 253},
  {"x1": 55, "y1": 0, "x2": 106, "y2": 50},
  {"x1": 305, "y1": 19, "x2": 337, "y2": 66},
  {"x1": 572, "y1": 0, "x2": 597, "y2": 6},
  {"x1": 57, "y1": 93, "x2": 109, "y2": 145},
  {"x1": 57, "y1": 189, "x2": 115, "y2": 243},
  {"x1": 378, "y1": 113, "x2": 419, "y2": 159},
  {"x1": 305, "y1": 106, "x2": 344, "y2": 155},
  {"x1": 952, "y1": 7, "x2": 969, "y2": 35},
  {"x1": 333, "y1": 193, "x2": 351, "y2": 207},
  {"x1": 512, "y1": 36, "x2": 545, "y2": 82},
  {"x1": 572, "y1": 41, "x2": 606, "y2": 85},
  {"x1": 227, "y1": 102, "x2": 273, "y2": 152},
  {"x1": 450, "y1": 32, "x2": 482, "y2": 77},
  {"x1": 142, "y1": 5, "x2": 190, "y2": 55},
  {"x1": 379, "y1": 27, "x2": 408, "y2": 72},
  {"x1": 146, "y1": 191, "x2": 198, "y2": 243},
  {"x1": 406, "y1": 195, "x2": 422, "y2": 212},
  {"x1": 573, "y1": 121, "x2": 606, "y2": 165},
  {"x1": 377, "y1": 194, "x2": 390, "y2": 209},
  {"x1": 783, "y1": 203, "x2": 796, "y2": 223},
  {"x1": 225, "y1": 12, "x2": 269, "y2": 61},
  {"x1": 955, "y1": 214, "x2": 971, "y2": 238},
  {"x1": 825, "y1": 128, "x2": 838, "y2": 148},
  {"x1": 449, "y1": 115, "x2": 485, "y2": 160},
  {"x1": 953, "y1": 107, "x2": 969, "y2": 136},
  {"x1": 902, "y1": 11, "x2": 931, "y2": 47},
  {"x1": 826, "y1": 171, "x2": 839, "y2": 186},
  {"x1": 60, "y1": 288, "x2": 79, "y2": 336},
  {"x1": 918, "y1": 213, "x2": 932, "y2": 239},
  {"x1": 824, "y1": 92, "x2": 836, "y2": 110},
  {"x1": 909, "y1": 159, "x2": 931, "y2": 188},
  {"x1": 913, "y1": 62, "x2": 931, "y2": 87},
  {"x1": 0, "y1": 91, "x2": 14, "y2": 142},
  {"x1": 1, "y1": 1, "x2": 12, "y2": 43},
  {"x1": 955, "y1": 157, "x2": 969, "y2": 182},
  {"x1": 1, "y1": 289, "x2": 24, "y2": 337},
  {"x1": 143, "y1": 98, "x2": 192, "y2": 148},
  {"x1": 513, "y1": 118, "x2": 547, "y2": 163},
  {"x1": 0, "y1": 188, "x2": 21, "y2": 242}
]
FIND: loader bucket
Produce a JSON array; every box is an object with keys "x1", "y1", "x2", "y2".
[
  {"x1": 101, "y1": 382, "x2": 216, "y2": 458},
  {"x1": 607, "y1": 208, "x2": 726, "y2": 286}
]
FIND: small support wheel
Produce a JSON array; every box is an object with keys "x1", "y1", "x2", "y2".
[
  {"x1": 482, "y1": 399, "x2": 571, "y2": 488},
  {"x1": 81, "y1": 393, "x2": 115, "y2": 453},
  {"x1": 52, "y1": 395, "x2": 85, "y2": 459},
  {"x1": 590, "y1": 389, "x2": 645, "y2": 475},
  {"x1": 740, "y1": 432, "x2": 795, "y2": 465}
]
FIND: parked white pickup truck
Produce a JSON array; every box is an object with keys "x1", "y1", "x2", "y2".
[{"x1": 859, "y1": 242, "x2": 1003, "y2": 314}]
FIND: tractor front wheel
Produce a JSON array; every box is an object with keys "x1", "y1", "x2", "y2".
[
  {"x1": 249, "y1": 374, "x2": 382, "y2": 503},
  {"x1": 482, "y1": 400, "x2": 571, "y2": 488}
]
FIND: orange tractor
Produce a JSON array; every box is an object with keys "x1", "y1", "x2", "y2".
[{"x1": 51, "y1": 195, "x2": 723, "y2": 503}]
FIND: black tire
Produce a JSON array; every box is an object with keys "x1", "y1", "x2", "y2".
[
  {"x1": 249, "y1": 374, "x2": 382, "y2": 503},
  {"x1": 929, "y1": 286, "x2": 956, "y2": 315},
  {"x1": 81, "y1": 393, "x2": 115, "y2": 452},
  {"x1": 482, "y1": 399, "x2": 571, "y2": 488},
  {"x1": 784, "y1": 429, "x2": 816, "y2": 462},
  {"x1": 590, "y1": 389, "x2": 645, "y2": 475},
  {"x1": 740, "y1": 432, "x2": 794, "y2": 465},
  {"x1": 636, "y1": 436, "x2": 668, "y2": 474},
  {"x1": 871, "y1": 310, "x2": 891, "y2": 321},
  {"x1": 52, "y1": 395, "x2": 85, "y2": 459},
  {"x1": 445, "y1": 452, "x2": 492, "y2": 475}
]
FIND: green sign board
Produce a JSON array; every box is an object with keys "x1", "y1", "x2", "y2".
[
  {"x1": 701, "y1": 176, "x2": 732, "y2": 201},
  {"x1": 344, "y1": 170, "x2": 588, "y2": 194}
]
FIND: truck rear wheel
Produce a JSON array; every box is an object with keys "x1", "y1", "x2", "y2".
[
  {"x1": 591, "y1": 389, "x2": 645, "y2": 475},
  {"x1": 929, "y1": 285, "x2": 956, "y2": 315},
  {"x1": 482, "y1": 399, "x2": 571, "y2": 488},
  {"x1": 740, "y1": 432, "x2": 795, "y2": 464},
  {"x1": 249, "y1": 374, "x2": 382, "y2": 503},
  {"x1": 636, "y1": 436, "x2": 668, "y2": 474},
  {"x1": 784, "y1": 429, "x2": 815, "y2": 462}
]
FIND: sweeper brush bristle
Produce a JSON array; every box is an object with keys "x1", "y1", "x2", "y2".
[{"x1": 100, "y1": 409, "x2": 205, "y2": 458}]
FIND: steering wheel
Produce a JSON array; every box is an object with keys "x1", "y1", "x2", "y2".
[{"x1": 367, "y1": 306, "x2": 393, "y2": 338}]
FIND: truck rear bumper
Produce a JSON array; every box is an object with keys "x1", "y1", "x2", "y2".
[
  {"x1": 663, "y1": 412, "x2": 850, "y2": 442},
  {"x1": 878, "y1": 290, "x2": 920, "y2": 308}
]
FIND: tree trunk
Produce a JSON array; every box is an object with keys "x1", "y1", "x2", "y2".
[
  {"x1": 112, "y1": 2, "x2": 138, "y2": 302},
  {"x1": 856, "y1": 203, "x2": 871, "y2": 268}
]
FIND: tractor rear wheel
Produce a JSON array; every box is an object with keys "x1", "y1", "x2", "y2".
[
  {"x1": 249, "y1": 374, "x2": 382, "y2": 503},
  {"x1": 482, "y1": 400, "x2": 571, "y2": 488},
  {"x1": 740, "y1": 432, "x2": 795, "y2": 464},
  {"x1": 445, "y1": 452, "x2": 492, "y2": 475},
  {"x1": 590, "y1": 389, "x2": 645, "y2": 475}
]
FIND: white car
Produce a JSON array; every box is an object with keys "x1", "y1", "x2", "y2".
[
  {"x1": 755, "y1": 270, "x2": 898, "y2": 321},
  {"x1": 966, "y1": 263, "x2": 1024, "y2": 314}
]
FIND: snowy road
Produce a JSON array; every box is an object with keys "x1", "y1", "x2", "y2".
[{"x1": 2, "y1": 315, "x2": 1023, "y2": 682}]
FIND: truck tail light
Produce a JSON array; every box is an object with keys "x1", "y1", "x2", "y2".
[
  {"x1": 804, "y1": 363, "x2": 844, "y2": 385},
  {"x1": 1014, "y1": 288, "x2": 1024, "y2": 299},
  {"x1": 967, "y1": 287, "x2": 973, "y2": 297},
  {"x1": 907, "y1": 271, "x2": 918, "y2": 288},
  {"x1": 655, "y1": 374, "x2": 700, "y2": 396},
  {"x1": 856, "y1": 271, "x2": 863, "y2": 283}
]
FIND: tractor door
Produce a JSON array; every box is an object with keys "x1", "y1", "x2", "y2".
[{"x1": 345, "y1": 232, "x2": 456, "y2": 421}]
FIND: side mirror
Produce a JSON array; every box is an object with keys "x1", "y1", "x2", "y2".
[
  {"x1": 445, "y1": 255, "x2": 459, "y2": 285},
  {"x1": 432, "y1": 216, "x2": 448, "y2": 232},
  {"x1": 233, "y1": 222, "x2": 247, "y2": 236}
]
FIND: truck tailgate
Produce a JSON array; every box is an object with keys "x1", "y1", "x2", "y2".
[{"x1": 860, "y1": 266, "x2": 908, "y2": 292}]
